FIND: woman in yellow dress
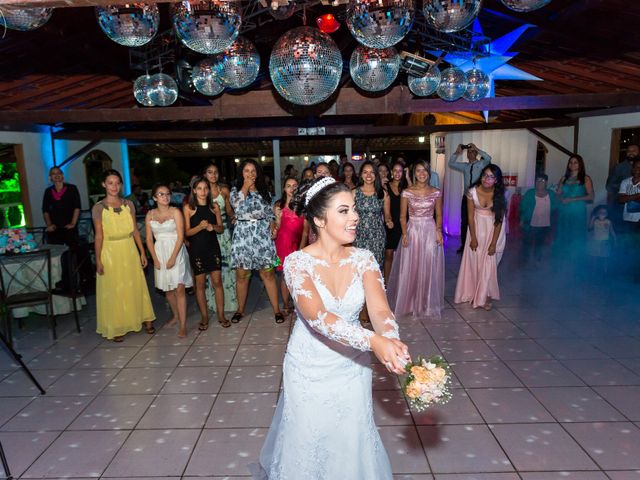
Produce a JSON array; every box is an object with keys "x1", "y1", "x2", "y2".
[{"x1": 93, "y1": 169, "x2": 155, "y2": 341}]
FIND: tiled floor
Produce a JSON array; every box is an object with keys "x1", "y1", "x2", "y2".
[{"x1": 1, "y1": 241, "x2": 640, "y2": 479}]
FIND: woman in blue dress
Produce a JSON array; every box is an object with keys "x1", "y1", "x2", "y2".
[
  {"x1": 230, "y1": 159, "x2": 284, "y2": 324},
  {"x1": 555, "y1": 154, "x2": 594, "y2": 258}
]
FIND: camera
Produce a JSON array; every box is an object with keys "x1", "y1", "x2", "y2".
[{"x1": 461, "y1": 144, "x2": 471, "y2": 150}]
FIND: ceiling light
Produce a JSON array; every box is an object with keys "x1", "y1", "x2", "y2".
[
  {"x1": 261, "y1": 155, "x2": 266, "y2": 161},
  {"x1": 418, "y1": 136, "x2": 426, "y2": 143},
  {"x1": 234, "y1": 158, "x2": 240, "y2": 163},
  {"x1": 304, "y1": 156, "x2": 309, "y2": 161},
  {"x1": 154, "y1": 157, "x2": 160, "y2": 164},
  {"x1": 202, "y1": 142, "x2": 209, "y2": 149}
]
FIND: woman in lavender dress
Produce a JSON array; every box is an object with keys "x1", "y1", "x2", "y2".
[{"x1": 387, "y1": 160, "x2": 444, "y2": 319}]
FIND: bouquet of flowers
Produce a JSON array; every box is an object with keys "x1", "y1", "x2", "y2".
[
  {"x1": 401, "y1": 355, "x2": 452, "y2": 411},
  {"x1": 0, "y1": 228, "x2": 38, "y2": 254}
]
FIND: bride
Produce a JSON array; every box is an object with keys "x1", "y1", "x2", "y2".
[{"x1": 252, "y1": 177, "x2": 410, "y2": 479}]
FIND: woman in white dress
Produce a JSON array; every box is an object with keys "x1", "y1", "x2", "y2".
[
  {"x1": 253, "y1": 177, "x2": 410, "y2": 479},
  {"x1": 145, "y1": 183, "x2": 193, "y2": 337}
]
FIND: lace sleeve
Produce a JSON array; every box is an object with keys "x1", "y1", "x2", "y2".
[
  {"x1": 354, "y1": 249, "x2": 400, "y2": 340},
  {"x1": 284, "y1": 251, "x2": 374, "y2": 351}
]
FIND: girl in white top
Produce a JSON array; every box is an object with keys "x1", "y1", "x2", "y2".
[{"x1": 145, "y1": 183, "x2": 193, "y2": 338}]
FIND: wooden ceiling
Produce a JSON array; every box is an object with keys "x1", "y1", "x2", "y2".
[{"x1": 1, "y1": 0, "x2": 639, "y2": 149}]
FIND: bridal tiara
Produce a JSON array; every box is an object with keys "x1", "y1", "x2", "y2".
[{"x1": 304, "y1": 177, "x2": 336, "y2": 206}]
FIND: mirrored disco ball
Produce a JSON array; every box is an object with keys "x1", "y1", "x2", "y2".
[
  {"x1": 133, "y1": 74, "x2": 155, "y2": 106},
  {"x1": 0, "y1": 5, "x2": 52, "y2": 31},
  {"x1": 96, "y1": 3, "x2": 159, "y2": 47},
  {"x1": 269, "y1": 26, "x2": 343, "y2": 106},
  {"x1": 217, "y1": 36, "x2": 260, "y2": 89},
  {"x1": 437, "y1": 67, "x2": 467, "y2": 101},
  {"x1": 463, "y1": 67, "x2": 490, "y2": 101},
  {"x1": 148, "y1": 73, "x2": 179, "y2": 106},
  {"x1": 346, "y1": 0, "x2": 415, "y2": 49},
  {"x1": 270, "y1": 2, "x2": 296, "y2": 20},
  {"x1": 423, "y1": 0, "x2": 481, "y2": 33},
  {"x1": 173, "y1": 0, "x2": 241, "y2": 55},
  {"x1": 408, "y1": 66, "x2": 441, "y2": 97},
  {"x1": 499, "y1": 0, "x2": 551, "y2": 12},
  {"x1": 350, "y1": 46, "x2": 400, "y2": 92},
  {"x1": 192, "y1": 58, "x2": 225, "y2": 96}
]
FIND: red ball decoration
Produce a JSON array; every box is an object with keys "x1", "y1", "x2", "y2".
[{"x1": 316, "y1": 13, "x2": 340, "y2": 33}]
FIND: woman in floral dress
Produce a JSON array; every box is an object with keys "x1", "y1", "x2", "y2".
[
  {"x1": 354, "y1": 161, "x2": 392, "y2": 323},
  {"x1": 230, "y1": 159, "x2": 284, "y2": 324},
  {"x1": 354, "y1": 161, "x2": 392, "y2": 267}
]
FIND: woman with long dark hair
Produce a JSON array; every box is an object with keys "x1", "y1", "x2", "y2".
[
  {"x1": 454, "y1": 164, "x2": 507, "y2": 310},
  {"x1": 383, "y1": 160, "x2": 407, "y2": 282},
  {"x1": 387, "y1": 160, "x2": 444, "y2": 319},
  {"x1": 203, "y1": 162, "x2": 238, "y2": 314},
  {"x1": 555, "y1": 154, "x2": 594, "y2": 256},
  {"x1": 274, "y1": 176, "x2": 308, "y2": 313},
  {"x1": 184, "y1": 176, "x2": 229, "y2": 329},
  {"x1": 253, "y1": 176, "x2": 408, "y2": 479},
  {"x1": 341, "y1": 162, "x2": 358, "y2": 190},
  {"x1": 354, "y1": 161, "x2": 391, "y2": 268},
  {"x1": 93, "y1": 169, "x2": 155, "y2": 342},
  {"x1": 230, "y1": 159, "x2": 283, "y2": 323}
]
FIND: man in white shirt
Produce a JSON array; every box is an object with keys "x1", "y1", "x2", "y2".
[
  {"x1": 618, "y1": 158, "x2": 640, "y2": 229},
  {"x1": 448, "y1": 143, "x2": 492, "y2": 252}
]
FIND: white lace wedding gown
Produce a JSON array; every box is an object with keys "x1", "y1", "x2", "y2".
[{"x1": 253, "y1": 247, "x2": 400, "y2": 480}]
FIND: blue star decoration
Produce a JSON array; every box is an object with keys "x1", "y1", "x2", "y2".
[{"x1": 428, "y1": 19, "x2": 542, "y2": 122}]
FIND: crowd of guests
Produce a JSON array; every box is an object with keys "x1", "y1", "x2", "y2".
[
  {"x1": 517, "y1": 147, "x2": 640, "y2": 277},
  {"x1": 39, "y1": 143, "x2": 640, "y2": 342}
]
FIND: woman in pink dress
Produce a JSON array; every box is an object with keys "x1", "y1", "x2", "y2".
[
  {"x1": 387, "y1": 160, "x2": 444, "y2": 319},
  {"x1": 274, "y1": 176, "x2": 308, "y2": 313},
  {"x1": 454, "y1": 164, "x2": 507, "y2": 310}
]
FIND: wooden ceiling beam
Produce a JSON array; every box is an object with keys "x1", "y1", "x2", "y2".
[
  {"x1": 54, "y1": 118, "x2": 576, "y2": 142},
  {"x1": 1, "y1": 89, "x2": 637, "y2": 125}
]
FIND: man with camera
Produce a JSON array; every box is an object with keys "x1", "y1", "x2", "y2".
[{"x1": 448, "y1": 143, "x2": 492, "y2": 252}]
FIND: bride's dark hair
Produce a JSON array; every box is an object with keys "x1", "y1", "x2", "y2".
[{"x1": 291, "y1": 178, "x2": 351, "y2": 234}]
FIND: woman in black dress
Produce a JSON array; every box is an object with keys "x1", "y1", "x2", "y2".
[
  {"x1": 383, "y1": 161, "x2": 407, "y2": 283},
  {"x1": 183, "y1": 176, "x2": 230, "y2": 329}
]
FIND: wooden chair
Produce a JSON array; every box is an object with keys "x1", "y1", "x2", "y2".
[{"x1": 0, "y1": 249, "x2": 54, "y2": 343}]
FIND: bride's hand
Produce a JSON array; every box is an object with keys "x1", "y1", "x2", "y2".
[{"x1": 371, "y1": 335, "x2": 410, "y2": 375}]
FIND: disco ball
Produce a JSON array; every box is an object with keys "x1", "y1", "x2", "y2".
[
  {"x1": 0, "y1": 5, "x2": 52, "y2": 31},
  {"x1": 499, "y1": 0, "x2": 551, "y2": 12},
  {"x1": 148, "y1": 73, "x2": 179, "y2": 106},
  {"x1": 408, "y1": 66, "x2": 441, "y2": 97},
  {"x1": 350, "y1": 46, "x2": 400, "y2": 92},
  {"x1": 96, "y1": 3, "x2": 159, "y2": 47},
  {"x1": 217, "y1": 37, "x2": 260, "y2": 89},
  {"x1": 346, "y1": 0, "x2": 415, "y2": 49},
  {"x1": 463, "y1": 67, "x2": 490, "y2": 101},
  {"x1": 270, "y1": 2, "x2": 296, "y2": 20},
  {"x1": 133, "y1": 74, "x2": 155, "y2": 106},
  {"x1": 269, "y1": 26, "x2": 343, "y2": 106},
  {"x1": 423, "y1": 0, "x2": 481, "y2": 33},
  {"x1": 437, "y1": 67, "x2": 467, "y2": 101},
  {"x1": 173, "y1": 0, "x2": 241, "y2": 55},
  {"x1": 192, "y1": 58, "x2": 225, "y2": 96}
]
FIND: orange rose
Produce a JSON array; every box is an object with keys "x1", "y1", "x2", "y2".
[
  {"x1": 430, "y1": 367, "x2": 447, "y2": 382},
  {"x1": 405, "y1": 382, "x2": 422, "y2": 399},
  {"x1": 410, "y1": 366, "x2": 431, "y2": 384}
]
